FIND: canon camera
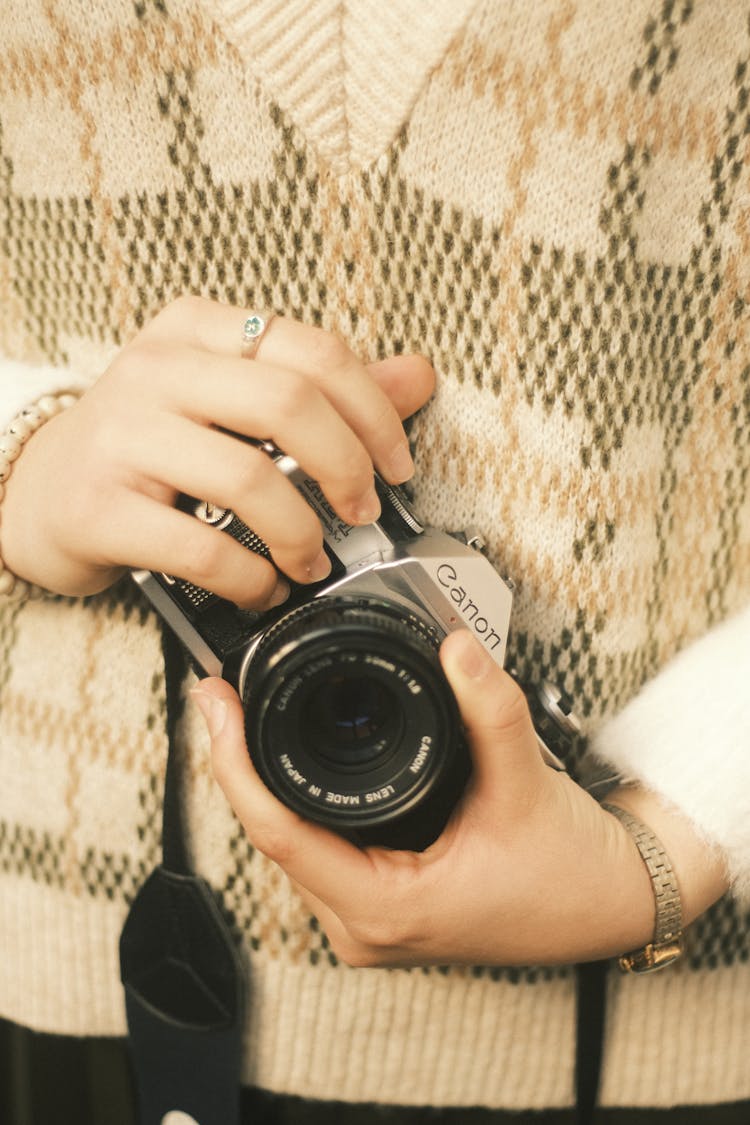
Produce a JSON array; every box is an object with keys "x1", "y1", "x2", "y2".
[{"x1": 134, "y1": 443, "x2": 540, "y2": 851}]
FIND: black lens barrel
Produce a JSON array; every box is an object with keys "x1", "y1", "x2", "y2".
[{"x1": 242, "y1": 597, "x2": 469, "y2": 850}]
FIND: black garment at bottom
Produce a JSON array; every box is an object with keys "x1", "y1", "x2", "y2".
[{"x1": 1, "y1": 1020, "x2": 748, "y2": 1125}]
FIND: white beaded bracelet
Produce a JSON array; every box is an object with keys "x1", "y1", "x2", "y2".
[{"x1": 0, "y1": 390, "x2": 81, "y2": 600}]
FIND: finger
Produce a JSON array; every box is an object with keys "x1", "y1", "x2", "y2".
[
  {"x1": 97, "y1": 493, "x2": 289, "y2": 609},
  {"x1": 194, "y1": 676, "x2": 378, "y2": 916},
  {"x1": 119, "y1": 415, "x2": 331, "y2": 584},
  {"x1": 145, "y1": 298, "x2": 417, "y2": 484},
  {"x1": 142, "y1": 348, "x2": 382, "y2": 527},
  {"x1": 439, "y1": 631, "x2": 546, "y2": 801},
  {"x1": 147, "y1": 298, "x2": 436, "y2": 422},
  {"x1": 148, "y1": 297, "x2": 434, "y2": 423},
  {"x1": 250, "y1": 319, "x2": 415, "y2": 484},
  {"x1": 366, "y1": 355, "x2": 436, "y2": 421},
  {"x1": 143, "y1": 295, "x2": 280, "y2": 361}
]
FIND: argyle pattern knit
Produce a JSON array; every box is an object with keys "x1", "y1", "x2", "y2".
[{"x1": 0, "y1": 0, "x2": 749, "y2": 1110}]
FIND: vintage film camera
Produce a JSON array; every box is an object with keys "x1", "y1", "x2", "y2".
[{"x1": 133, "y1": 443, "x2": 572, "y2": 851}]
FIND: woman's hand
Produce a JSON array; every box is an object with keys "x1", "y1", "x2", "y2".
[
  {"x1": 195, "y1": 628, "x2": 729, "y2": 968},
  {"x1": 0, "y1": 297, "x2": 435, "y2": 604}
]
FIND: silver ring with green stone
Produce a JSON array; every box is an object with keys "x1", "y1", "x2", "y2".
[{"x1": 241, "y1": 311, "x2": 275, "y2": 359}]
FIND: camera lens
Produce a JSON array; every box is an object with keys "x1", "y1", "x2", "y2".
[
  {"x1": 242, "y1": 596, "x2": 469, "y2": 850},
  {"x1": 302, "y1": 675, "x2": 402, "y2": 768}
]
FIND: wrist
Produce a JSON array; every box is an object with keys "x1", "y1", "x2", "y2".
[
  {"x1": 601, "y1": 800, "x2": 683, "y2": 971},
  {"x1": 605, "y1": 783, "x2": 729, "y2": 928},
  {"x1": 0, "y1": 390, "x2": 81, "y2": 599}
]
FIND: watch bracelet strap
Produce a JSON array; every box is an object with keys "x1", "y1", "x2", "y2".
[{"x1": 601, "y1": 801, "x2": 684, "y2": 973}]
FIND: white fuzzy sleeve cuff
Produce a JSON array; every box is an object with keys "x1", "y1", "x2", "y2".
[
  {"x1": 591, "y1": 602, "x2": 750, "y2": 904},
  {"x1": 0, "y1": 357, "x2": 90, "y2": 429}
]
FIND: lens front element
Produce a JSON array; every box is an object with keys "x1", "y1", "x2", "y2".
[{"x1": 302, "y1": 674, "x2": 403, "y2": 769}]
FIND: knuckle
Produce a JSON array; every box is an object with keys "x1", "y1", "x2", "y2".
[
  {"x1": 249, "y1": 821, "x2": 295, "y2": 867},
  {"x1": 306, "y1": 327, "x2": 353, "y2": 376},
  {"x1": 150, "y1": 293, "x2": 210, "y2": 334},
  {"x1": 83, "y1": 407, "x2": 137, "y2": 475},
  {"x1": 272, "y1": 371, "x2": 317, "y2": 422},
  {"x1": 106, "y1": 339, "x2": 164, "y2": 390},
  {"x1": 488, "y1": 679, "x2": 533, "y2": 740},
  {"x1": 226, "y1": 446, "x2": 269, "y2": 500}
]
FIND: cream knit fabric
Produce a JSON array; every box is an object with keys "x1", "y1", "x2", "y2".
[{"x1": 0, "y1": 0, "x2": 749, "y2": 1110}]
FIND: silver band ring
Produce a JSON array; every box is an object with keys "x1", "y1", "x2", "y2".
[{"x1": 241, "y1": 311, "x2": 275, "y2": 359}]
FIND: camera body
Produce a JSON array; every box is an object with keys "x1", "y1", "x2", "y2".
[{"x1": 134, "y1": 445, "x2": 522, "y2": 850}]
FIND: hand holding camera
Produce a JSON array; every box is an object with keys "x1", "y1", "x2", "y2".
[
  {"x1": 197, "y1": 629, "x2": 673, "y2": 969},
  {"x1": 0, "y1": 296, "x2": 433, "y2": 605},
  {"x1": 135, "y1": 434, "x2": 519, "y2": 849}
]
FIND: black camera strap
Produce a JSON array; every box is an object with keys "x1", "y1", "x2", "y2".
[
  {"x1": 523, "y1": 679, "x2": 607, "y2": 1124},
  {"x1": 575, "y1": 959, "x2": 607, "y2": 1125},
  {"x1": 119, "y1": 624, "x2": 245, "y2": 1125}
]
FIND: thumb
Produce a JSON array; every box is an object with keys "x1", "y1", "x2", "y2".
[
  {"x1": 190, "y1": 677, "x2": 251, "y2": 793},
  {"x1": 439, "y1": 630, "x2": 545, "y2": 799}
]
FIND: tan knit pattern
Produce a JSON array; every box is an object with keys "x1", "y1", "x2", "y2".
[
  {"x1": 212, "y1": 0, "x2": 475, "y2": 175},
  {"x1": 1, "y1": 0, "x2": 749, "y2": 1108}
]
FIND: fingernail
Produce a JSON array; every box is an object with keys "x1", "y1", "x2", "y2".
[
  {"x1": 353, "y1": 487, "x2": 381, "y2": 525},
  {"x1": 454, "y1": 630, "x2": 493, "y2": 680},
  {"x1": 307, "y1": 550, "x2": 332, "y2": 582},
  {"x1": 387, "y1": 441, "x2": 415, "y2": 484},
  {"x1": 267, "y1": 578, "x2": 291, "y2": 607},
  {"x1": 190, "y1": 689, "x2": 227, "y2": 737}
]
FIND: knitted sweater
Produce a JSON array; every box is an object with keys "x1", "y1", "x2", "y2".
[{"x1": 1, "y1": 0, "x2": 749, "y2": 1110}]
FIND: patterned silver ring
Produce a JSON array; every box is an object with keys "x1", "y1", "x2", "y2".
[{"x1": 241, "y1": 311, "x2": 275, "y2": 359}]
